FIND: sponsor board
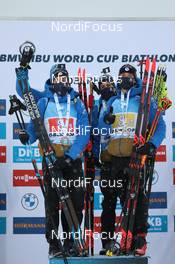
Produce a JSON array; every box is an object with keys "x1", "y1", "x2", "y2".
[
  {"x1": 0, "y1": 217, "x2": 6, "y2": 234},
  {"x1": 13, "y1": 170, "x2": 43, "y2": 186},
  {"x1": 0, "y1": 193, "x2": 6, "y2": 210},
  {"x1": 149, "y1": 192, "x2": 167, "y2": 209},
  {"x1": 13, "y1": 146, "x2": 42, "y2": 163},
  {"x1": 155, "y1": 145, "x2": 166, "y2": 162},
  {"x1": 151, "y1": 169, "x2": 159, "y2": 185},
  {"x1": 0, "y1": 100, "x2": 6, "y2": 116},
  {"x1": 0, "y1": 146, "x2": 6, "y2": 163},
  {"x1": 94, "y1": 193, "x2": 121, "y2": 210},
  {"x1": 13, "y1": 217, "x2": 45, "y2": 234},
  {"x1": 173, "y1": 168, "x2": 175, "y2": 185},
  {"x1": 94, "y1": 192, "x2": 167, "y2": 210},
  {"x1": 94, "y1": 216, "x2": 120, "y2": 233},
  {"x1": 172, "y1": 146, "x2": 175, "y2": 162},
  {"x1": 21, "y1": 193, "x2": 39, "y2": 210},
  {"x1": 13, "y1": 123, "x2": 28, "y2": 139},
  {"x1": 148, "y1": 215, "x2": 168, "y2": 232},
  {"x1": 172, "y1": 122, "x2": 175, "y2": 138},
  {"x1": 0, "y1": 123, "x2": 6, "y2": 139},
  {"x1": 94, "y1": 215, "x2": 168, "y2": 233}
]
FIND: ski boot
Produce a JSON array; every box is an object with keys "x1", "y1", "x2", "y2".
[
  {"x1": 133, "y1": 233, "x2": 147, "y2": 256},
  {"x1": 48, "y1": 242, "x2": 63, "y2": 259},
  {"x1": 63, "y1": 239, "x2": 81, "y2": 257},
  {"x1": 99, "y1": 240, "x2": 120, "y2": 256}
]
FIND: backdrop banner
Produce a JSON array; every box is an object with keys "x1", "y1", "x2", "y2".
[{"x1": 0, "y1": 20, "x2": 174, "y2": 264}]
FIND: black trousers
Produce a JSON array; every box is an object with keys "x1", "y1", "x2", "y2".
[
  {"x1": 100, "y1": 156, "x2": 149, "y2": 247},
  {"x1": 43, "y1": 158, "x2": 85, "y2": 245}
]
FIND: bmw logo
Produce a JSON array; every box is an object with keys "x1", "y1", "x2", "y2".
[
  {"x1": 21, "y1": 193, "x2": 39, "y2": 210},
  {"x1": 152, "y1": 170, "x2": 159, "y2": 185},
  {"x1": 125, "y1": 67, "x2": 130, "y2": 72}
]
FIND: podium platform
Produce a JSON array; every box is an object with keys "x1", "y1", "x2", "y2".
[{"x1": 50, "y1": 255, "x2": 148, "y2": 264}]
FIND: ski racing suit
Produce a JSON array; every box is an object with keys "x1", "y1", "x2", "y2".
[
  {"x1": 16, "y1": 72, "x2": 90, "y2": 248},
  {"x1": 98, "y1": 78, "x2": 166, "y2": 248}
]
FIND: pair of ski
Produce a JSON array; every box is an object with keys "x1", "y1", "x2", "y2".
[
  {"x1": 144, "y1": 64, "x2": 172, "y2": 204},
  {"x1": 11, "y1": 42, "x2": 88, "y2": 263},
  {"x1": 110, "y1": 58, "x2": 172, "y2": 256},
  {"x1": 105, "y1": 58, "x2": 156, "y2": 256},
  {"x1": 142, "y1": 63, "x2": 172, "y2": 199},
  {"x1": 78, "y1": 68, "x2": 95, "y2": 256}
]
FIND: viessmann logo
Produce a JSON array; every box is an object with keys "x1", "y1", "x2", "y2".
[
  {"x1": 155, "y1": 145, "x2": 166, "y2": 162},
  {"x1": 13, "y1": 170, "x2": 43, "y2": 186},
  {"x1": 0, "y1": 146, "x2": 6, "y2": 163},
  {"x1": 13, "y1": 146, "x2": 42, "y2": 163},
  {"x1": 94, "y1": 216, "x2": 120, "y2": 233}
]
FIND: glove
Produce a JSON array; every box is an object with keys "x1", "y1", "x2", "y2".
[
  {"x1": 19, "y1": 129, "x2": 29, "y2": 145},
  {"x1": 104, "y1": 106, "x2": 115, "y2": 125},
  {"x1": 53, "y1": 155, "x2": 73, "y2": 170},
  {"x1": 94, "y1": 158, "x2": 102, "y2": 169},
  {"x1": 91, "y1": 82, "x2": 101, "y2": 95},
  {"x1": 20, "y1": 46, "x2": 34, "y2": 68},
  {"x1": 136, "y1": 142, "x2": 156, "y2": 156}
]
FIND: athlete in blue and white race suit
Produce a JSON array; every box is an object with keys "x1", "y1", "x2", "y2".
[
  {"x1": 92, "y1": 68, "x2": 116, "y2": 165},
  {"x1": 91, "y1": 68, "x2": 119, "y2": 254},
  {"x1": 96, "y1": 64, "x2": 166, "y2": 256},
  {"x1": 16, "y1": 64, "x2": 90, "y2": 257}
]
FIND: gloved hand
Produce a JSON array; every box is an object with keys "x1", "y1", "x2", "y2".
[
  {"x1": 91, "y1": 82, "x2": 101, "y2": 95},
  {"x1": 136, "y1": 142, "x2": 156, "y2": 156},
  {"x1": 53, "y1": 155, "x2": 73, "y2": 170},
  {"x1": 20, "y1": 46, "x2": 34, "y2": 68},
  {"x1": 94, "y1": 158, "x2": 102, "y2": 169},
  {"x1": 19, "y1": 129, "x2": 29, "y2": 145},
  {"x1": 104, "y1": 106, "x2": 115, "y2": 125}
]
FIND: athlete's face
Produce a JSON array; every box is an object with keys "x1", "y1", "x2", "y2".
[
  {"x1": 118, "y1": 72, "x2": 135, "y2": 93},
  {"x1": 52, "y1": 72, "x2": 68, "y2": 85}
]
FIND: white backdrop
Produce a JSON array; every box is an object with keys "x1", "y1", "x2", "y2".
[{"x1": 0, "y1": 21, "x2": 175, "y2": 264}]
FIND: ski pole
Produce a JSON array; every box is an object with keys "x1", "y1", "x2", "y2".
[{"x1": 137, "y1": 59, "x2": 146, "y2": 80}]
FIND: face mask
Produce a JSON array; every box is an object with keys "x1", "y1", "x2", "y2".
[
  {"x1": 50, "y1": 82, "x2": 69, "y2": 96},
  {"x1": 117, "y1": 76, "x2": 135, "y2": 91},
  {"x1": 101, "y1": 87, "x2": 115, "y2": 101}
]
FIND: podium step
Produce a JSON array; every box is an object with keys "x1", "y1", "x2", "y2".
[{"x1": 50, "y1": 255, "x2": 148, "y2": 264}]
